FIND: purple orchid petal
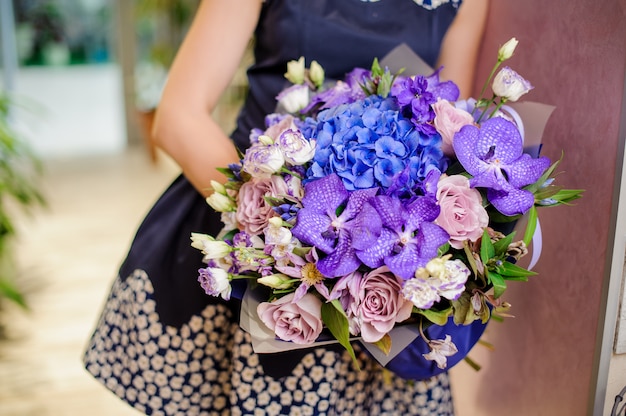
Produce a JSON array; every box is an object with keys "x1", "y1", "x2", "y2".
[
  {"x1": 405, "y1": 196, "x2": 440, "y2": 224},
  {"x1": 291, "y1": 211, "x2": 335, "y2": 253},
  {"x1": 355, "y1": 227, "x2": 396, "y2": 268},
  {"x1": 351, "y1": 201, "x2": 383, "y2": 251},
  {"x1": 416, "y1": 221, "x2": 450, "y2": 260},
  {"x1": 503, "y1": 153, "x2": 551, "y2": 188},
  {"x1": 487, "y1": 187, "x2": 536, "y2": 216},
  {"x1": 425, "y1": 68, "x2": 460, "y2": 102},
  {"x1": 317, "y1": 232, "x2": 361, "y2": 277},
  {"x1": 340, "y1": 187, "x2": 379, "y2": 224},
  {"x1": 300, "y1": 174, "x2": 349, "y2": 215},
  {"x1": 386, "y1": 244, "x2": 421, "y2": 279}
]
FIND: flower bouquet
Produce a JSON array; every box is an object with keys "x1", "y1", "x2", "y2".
[{"x1": 191, "y1": 38, "x2": 582, "y2": 376}]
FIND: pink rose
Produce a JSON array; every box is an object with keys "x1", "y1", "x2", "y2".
[
  {"x1": 328, "y1": 271, "x2": 362, "y2": 336},
  {"x1": 355, "y1": 267, "x2": 414, "y2": 343},
  {"x1": 257, "y1": 292, "x2": 323, "y2": 345},
  {"x1": 433, "y1": 99, "x2": 474, "y2": 156},
  {"x1": 264, "y1": 115, "x2": 298, "y2": 141},
  {"x1": 236, "y1": 175, "x2": 299, "y2": 236},
  {"x1": 435, "y1": 175, "x2": 488, "y2": 249}
]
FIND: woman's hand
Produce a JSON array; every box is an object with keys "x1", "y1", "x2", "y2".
[{"x1": 152, "y1": 0, "x2": 264, "y2": 196}]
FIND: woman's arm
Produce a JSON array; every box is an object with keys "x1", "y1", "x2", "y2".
[
  {"x1": 152, "y1": 0, "x2": 264, "y2": 196},
  {"x1": 436, "y1": 0, "x2": 490, "y2": 98}
]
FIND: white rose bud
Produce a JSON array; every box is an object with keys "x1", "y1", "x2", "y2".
[
  {"x1": 210, "y1": 180, "x2": 226, "y2": 195},
  {"x1": 498, "y1": 37, "x2": 519, "y2": 61},
  {"x1": 309, "y1": 60, "x2": 325, "y2": 88},
  {"x1": 284, "y1": 57, "x2": 305, "y2": 84},
  {"x1": 492, "y1": 66, "x2": 533, "y2": 102},
  {"x1": 257, "y1": 273, "x2": 294, "y2": 290},
  {"x1": 206, "y1": 192, "x2": 236, "y2": 212},
  {"x1": 190, "y1": 234, "x2": 232, "y2": 259}
]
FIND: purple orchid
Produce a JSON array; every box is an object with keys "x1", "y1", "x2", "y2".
[
  {"x1": 291, "y1": 174, "x2": 378, "y2": 277},
  {"x1": 453, "y1": 117, "x2": 550, "y2": 215},
  {"x1": 351, "y1": 194, "x2": 449, "y2": 280}
]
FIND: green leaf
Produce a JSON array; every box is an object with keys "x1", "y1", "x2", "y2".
[
  {"x1": 463, "y1": 355, "x2": 482, "y2": 372},
  {"x1": 497, "y1": 261, "x2": 537, "y2": 279},
  {"x1": 462, "y1": 242, "x2": 479, "y2": 278},
  {"x1": 451, "y1": 292, "x2": 473, "y2": 325},
  {"x1": 0, "y1": 276, "x2": 28, "y2": 309},
  {"x1": 372, "y1": 333, "x2": 392, "y2": 356},
  {"x1": 492, "y1": 232, "x2": 515, "y2": 257},
  {"x1": 487, "y1": 270, "x2": 507, "y2": 299},
  {"x1": 523, "y1": 205, "x2": 538, "y2": 246},
  {"x1": 321, "y1": 300, "x2": 360, "y2": 370},
  {"x1": 418, "y1": 306, "x2": 453, "y2": 326},
  {"x1": 480, "y1": 229, "x2": 495, "y2": 264}
]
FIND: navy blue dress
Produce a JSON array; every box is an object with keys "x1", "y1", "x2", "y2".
[{"x1": 83, "y1": 1, "x2": 474, "y2": 415}]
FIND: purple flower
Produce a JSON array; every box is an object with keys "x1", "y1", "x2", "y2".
[
  {"x1": 352, "y1": 194, "x2": 449, "y2": 279},
  {"x1": 275, "y1": 248, "x2": 330, "y2": 302},
  {"x1": 198, "y1": 267, "x2": 231, "y2": 300},
  {"x1": 291, "y1": 174, "x2": 378, "y2": 277},
  {"x1": 453, "y1": 117, "x2": 550, "y2": 215},
  {"x1": 390, "y1": 69, "x2": 459, "y2": 134},
  {"x1": 301, "y1": 68, "x2": 370, "y2": 114}
]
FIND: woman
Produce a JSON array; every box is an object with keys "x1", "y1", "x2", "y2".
[{"x1": 84, "y1": 1, "x2": 488, "y2": 414}]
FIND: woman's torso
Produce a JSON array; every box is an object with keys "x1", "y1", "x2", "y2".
[{"x1": 231, "y1": 0, "x2": 462, "y2": 148}]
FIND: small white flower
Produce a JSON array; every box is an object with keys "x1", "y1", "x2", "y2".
[
  {"x1": 402, "y1": 278, "x2": 440, "y2": 309},
  {"x1": 423, "y1": 335, "x2": 458, "y2": 369},
  {"x1": 276, "y1": 84, "x2": 310, "y2": 113},
  {"x1": 498, "y1": 37, "x2": 519, "y2": 61},
  {"x1": 242, "y1": 143, "x2": 285, "y2": 178},
  {"x1": 492, "y1": 66, "x2": 533, "y2": 102},
  {"x1": 198, "y1": 267, "x2": 232, "y2": 300},
  {"x1": 264, "y1": 217, "x2": 293, "y2": 246}
]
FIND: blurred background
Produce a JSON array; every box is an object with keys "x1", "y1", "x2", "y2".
[{"x1": 0, "y1": 1, "x2": 249, "y2": 414}]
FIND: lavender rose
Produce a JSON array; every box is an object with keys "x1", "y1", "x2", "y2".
[
  {"x1": 236, "y1": 176, "x2": 295, "y2": 236},
  {"x1": 432, "y1": 99, "x2": 475, "y2": 156},
  {"x1": 356, "y1": 266, "x2": 414, "y2": 343},
  {"x1": 435, "y1": 175, "x2": 488, "y2": 249},
  {"x1": 257, "y1": 292, "x2": 323, "y2": 345}
]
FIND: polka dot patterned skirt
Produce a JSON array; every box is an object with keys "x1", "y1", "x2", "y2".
[{"x1": 83, "y1": 270, "x2": 455, "y2": 415}]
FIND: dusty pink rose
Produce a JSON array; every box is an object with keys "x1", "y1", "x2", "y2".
[
  {"x1": 264, "y1": 115, "x2": 298, "y2": 141},
  {"x1": 328, "y1": 271, "x2": 362, "y2": 336},
  {"x1": 433, "y1": 99, "x2": 474, "y2": 156},
  {"x1": 257, "y1": 292, "x2": 323, "y2": 345},
  {"x1": 355, "y1": 266, "x2": 414, "y2": 343},
  {"x1": 236, "y1": 175, "x2": 300, "y2": 236},
  {"x1": 435, "y1": 175, "x2": 488, "y2": 249}
]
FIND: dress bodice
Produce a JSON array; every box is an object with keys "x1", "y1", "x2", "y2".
[{"x1": 231, "y1": 0, "x2": 462, "y2": 148}]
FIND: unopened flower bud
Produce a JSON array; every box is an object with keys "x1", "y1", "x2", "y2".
[
  {"x1": 285, "y1": 57, "x2": 305, "y2": 84},
  {"x1": 498, "y1": 37, "x2": 519, "y2": 61},
  {"x1": 257, "y1": 273, "x2": 293, "y2": 290},
  {"x1": 206, "y1": 192, "x2": 235, "y2": 212},
  {"x1": 309, "y1": 60, "x2": 325, "y2": 88}
]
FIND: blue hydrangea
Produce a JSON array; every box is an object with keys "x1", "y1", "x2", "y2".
[{"x1": 302, "y1": 95, "x2": 447, "y2": 193}]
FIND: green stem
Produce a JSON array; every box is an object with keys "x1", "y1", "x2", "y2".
[
  {"x1": 475, "y1": 95, "x2": 497, "y2": 124},
  {"x1": 478, "y1": 59, "x2": 504, "y2": 100}
]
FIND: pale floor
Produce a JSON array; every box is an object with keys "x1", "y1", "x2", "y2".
[{"x1": 0, "y1": 146, "x2": 180, "y2": 415}]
